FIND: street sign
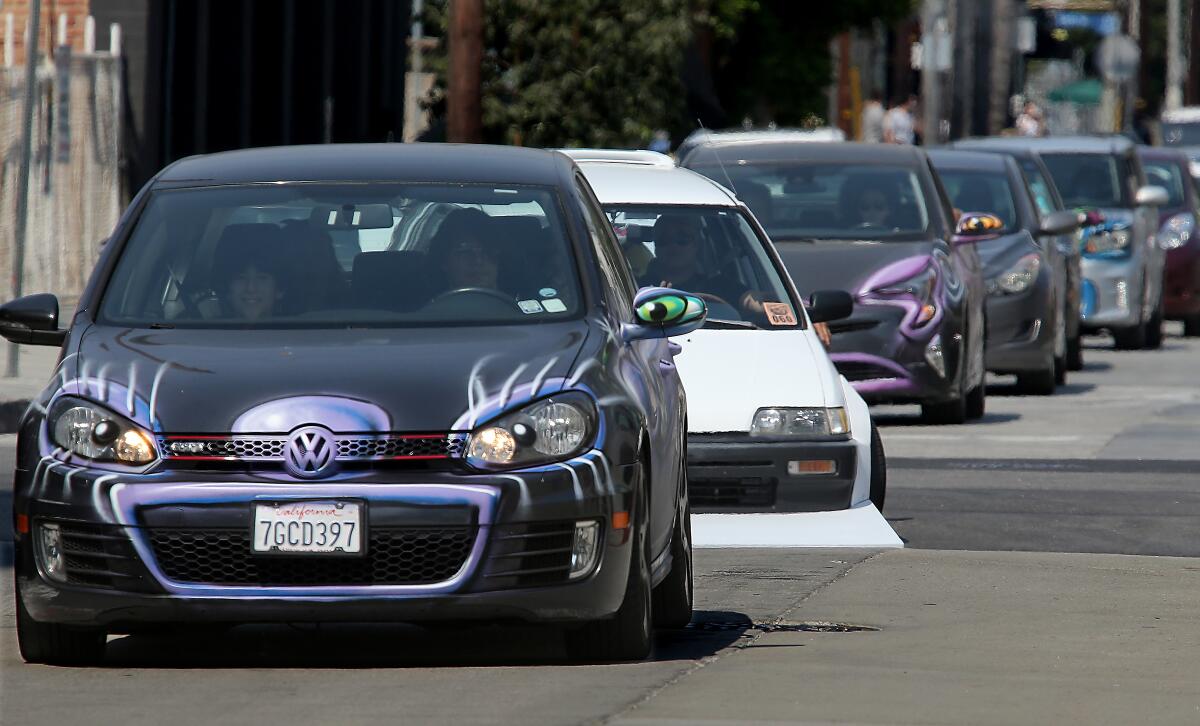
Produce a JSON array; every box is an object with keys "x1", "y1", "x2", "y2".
[{"x1": 1096, "y1": 34, "x2": 1139, "y2": 82}]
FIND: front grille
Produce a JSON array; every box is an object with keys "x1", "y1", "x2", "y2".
[
  {"x1": 690, "y1": 477, "x2": 777, "y2": 508},
  {"x1": 148, "y1": 527, "x2": 475, "y2": 586},
  {"x1": 159, "y1": 433, "x2": 467, "y2": 462},
  {"x1": 478, "y1": 521, "x2": 578, "y2": 589},
  {"x1": 834, "y1": 361, "x2": 899, "y2": 383},
  {"x1": 56, "y1": 524, "x2": 157, "y2": 592}
]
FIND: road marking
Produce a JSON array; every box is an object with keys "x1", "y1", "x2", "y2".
[{"x1": 883, "y1": 434, "x2": 1082, "y2": 442}]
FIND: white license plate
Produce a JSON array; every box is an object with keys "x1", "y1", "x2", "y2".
[{"x1": 252, "y1": 500, "x2": 362, "y2": 555}]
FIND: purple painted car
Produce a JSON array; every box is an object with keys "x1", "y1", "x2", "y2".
[{"x1": 681, "y1": 141, "x2": 989, "y2": 424}]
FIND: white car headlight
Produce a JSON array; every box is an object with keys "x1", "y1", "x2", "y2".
[
  {"x1": 49, "y1": 397, "x2": 157, "y2": 464},
  {"x1": 991, "y1": 253, "x2": 1041, "y2": 295},
  {"x1": 467, "y1": 393, "x2": 597, "y2": 469},
  {"x1": 750, "y1": 407, "x2": 850, "y2": 438},
  {"x1": 1084, "y1": 227, "x2": 1131, "y2": 254},
  {"x1": 1159, "y1": 213, "x2": 1195, "y2": 250}
]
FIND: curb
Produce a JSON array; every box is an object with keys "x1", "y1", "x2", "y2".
[{"x1": 0, "y1": 399, "x2": 30, "y2": 434}]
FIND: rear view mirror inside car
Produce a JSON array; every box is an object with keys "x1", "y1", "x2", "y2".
[{"x1": 313, "y1": 203, "x2": 394, "y2": 229}]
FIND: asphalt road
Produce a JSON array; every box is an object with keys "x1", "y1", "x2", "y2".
[{"x1": 2, "y1": 326, "x2": 1199, "y2": 724}]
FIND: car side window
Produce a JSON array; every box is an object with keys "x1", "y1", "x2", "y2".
[
  {"x1": 926, "y1": 159, "x2": 957, "y2": 235},
  {"x1": 574, "y1": 175, "x2": 636, "y2": 318}
]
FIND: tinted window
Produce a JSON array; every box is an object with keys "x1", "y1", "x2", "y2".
[
  {"x1": 1018, "y1": 161, "x2": 1059, "y2": 215},
  {"x1": 937, "y1": 170, "x2": 1019, "y2": 229},
  {"x1": 604, "y1": 205, "x2": 802, "y2": 329},
  {"x1": 1143, "y1": 160, "x2": 1186, "y2": 207},
  {"x1": 1041, "y1": 153, "x2": 1125, "y2": 208},
  {"x1": 690, "y1": 163, "x2": 930, "y2": 241},
  {"x1": 101, "y1": 184, "x2": 582, "y2": 328}
]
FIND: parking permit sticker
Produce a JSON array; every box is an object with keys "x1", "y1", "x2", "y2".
[
  {"x1": 543, "y1": 298, "x2": 567, "y2": 313},
  {"x1": 518, "y1": 300, "x2": 544, "y2": 314},
  {"x1": 539, "y1": 287, "x2": 557, "y2": 298},
  {"x1": 763, "y1": 302, "x2": 798, "y2": 326}
]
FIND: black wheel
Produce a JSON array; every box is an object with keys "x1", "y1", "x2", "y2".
[
  {"x1": 869, "y1": 426, "x2": 887, "y2": 512},
  {"x1": 652, "y1": 490, "x2": 693, "y2": 629},
  {"x1": 1016, "y1": 365, "x2": 1056, "y2": 396},
  {"x1": 921, "y1": 393, "x2": 966, "y2": 424},
  {"x1": 1112, "y1": 323, "x2": 1147, "y2": 350},
  {"x1": 1066, "y1": 333, "x2": 1084, "y2": 371},
  {"x1": 1054, "y1": 355, "x2": 1067, "y2": 386},
  {"x1": 1144, "y1": 297, "x2": 1164, "y2": 350},
  {"x1": 565, "y1": 474, "x2": 652, "y2": 662},
  {"x1": 965, "y1": 380, "x2": 986, "y2": 420},
  {"x1": 16, "y1": 578, "x2": 106, "y2": 666},
  {"x1": 1184, "y1": 315, "x2": 1200, "y2": 338}
]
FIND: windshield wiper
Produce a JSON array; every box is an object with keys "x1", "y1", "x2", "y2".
[
  {"x1": 149, "y1": 322, "x2": 175, "y2": 329},
  {"x1": 703, "y1": 318, "x2": 759, "y2": 330}
]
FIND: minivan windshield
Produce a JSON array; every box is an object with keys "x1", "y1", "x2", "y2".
[
  {"x1": 1041, "y1": 153, "x2": 1126, "y2": 208},
  {"x1": 604, "y1": 205, "x2": 802, "y2": 329},
  {"x1": 100, "y1": 183, "x2": 582, "y2": 328},
  {"x1": 689, "y1": 162, "x2": 930, "y2": 241}
]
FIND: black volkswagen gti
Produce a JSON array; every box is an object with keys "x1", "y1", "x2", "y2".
[{"x1": 2, "y1": 144, "x2": 708, "y2": 665}]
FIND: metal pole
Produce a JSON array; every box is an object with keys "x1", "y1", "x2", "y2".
[
  {"x1": 7, "y1": 0, "x2": 43, "y2": 378},
  {"x1": 1166, "y1": 0, "x2": 1183, "y2": 110}
]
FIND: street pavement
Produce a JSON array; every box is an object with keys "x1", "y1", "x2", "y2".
[{"x1": 2, "y1": 327, "x2": 1199, "y2": 724}]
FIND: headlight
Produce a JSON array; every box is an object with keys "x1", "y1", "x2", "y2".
[
  {"x1": 466, "y1": 392, "x2": 597, "y2": 469},
  {"x1": 874, "y1": 266, "x2": 938, "y2": 326},
  {"x1": 750, "y1": 407, "x2": 850, "y2": 438},
  {"x1": 990, "y1": 253, "x2": 1041, "y2": 295},
  {"x1": 49, "y1": 397, "x2": 157, "y2": 464},
  {"x1": 1159, "y1": 213, "x2": 1195, "y2": 250},
  {"x1": 1084, "y1": 227, "x2": 1131, "y2": 255}
]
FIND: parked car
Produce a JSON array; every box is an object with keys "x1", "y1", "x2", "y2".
[
  {"x1": 566, "y1": 149, "x2": 887, "y2": 516},
  {"x1": 929, "y1": 149, "x2": 1080, "y2": 393},
  {"x1": 950, "y1": 137, "x2": 1087, "y2": 370},
  {"x1": 682, "y1": 140, "x2": 989, "y2": 424},
  {"x1": 1138, "y1": 147, "x2": 1200, "y2": 336},
  {"x1": 1160, "y1": 106, "x2": 1200, "y2": 179},
  {"x1": 3, "y1": 143, "x2": 705, "y2": 665},
  {"x1": 998, "y1": 137, "x2": 1168, "y2": 349},
  {"x1": 674, "y1": 127, "x2": 846, "y2": 165}
]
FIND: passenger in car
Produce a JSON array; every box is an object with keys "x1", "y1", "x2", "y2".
[{"x1": 214, "y1": 248, "x2": 288, "y2": 321}]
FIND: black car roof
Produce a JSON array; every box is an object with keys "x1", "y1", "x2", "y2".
[
  {"x1": 156, "y1": 143, "x2": 570, "y2": 186},
  {"x1": 927, "y1": 149, "x2": 1010, "y2": 171},
  {"x1": 682, "y1": 141, "x2": 926, "y2": 167}
]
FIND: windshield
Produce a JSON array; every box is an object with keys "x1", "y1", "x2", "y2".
[
  {"x1": 1041, "y1": 153, "x2": 1125, "y2": 208},
  {"x1": 1162, "y1": 122, "x2": 1200, "y2": 146},
  {"x1": 604, "y1": 205, "x2": 802, "y2": 329},
  {"x1": 1018, "y1": 161, "x2": 1059, "y2": 215},
  {"x1": 689, "y1": 162, "x2": 930, "y2": 241},
  {"x1": 937, "y1": 169, "x2": 1018, "y2": 229},
  {"x1": 100, "y1": 184, "x2": 582, "y2": 328},
  {"x1": 1142, "y1": 160, "x2": 1186, "y2": 207}
]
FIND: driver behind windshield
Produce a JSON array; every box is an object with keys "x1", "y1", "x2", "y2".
[
  {"x1": 641, "y1": 214, "x2": 767, "y2": 321},
  {"x1": 843, "y1": 178, "x2": 896, "y2": 229},
  {"x1": 427, "y1": 208, "x2": 502, "y2": 294}
]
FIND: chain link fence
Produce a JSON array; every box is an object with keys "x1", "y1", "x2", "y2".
[{"x1": 1, "y1": 47, "x2": 122, "y2": 306}]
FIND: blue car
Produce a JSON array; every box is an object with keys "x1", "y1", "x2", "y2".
[{"x1": 2, "y1": 144, "x2": 705, "y2": 664}]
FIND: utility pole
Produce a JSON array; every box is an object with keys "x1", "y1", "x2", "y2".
[
  {"x1": 1166, "y1": 0, "x2": 1184, "y2": 110},
  {"x1": 447, "y1": 0, "x2": 483, "y2": 143},
  {"x1": 7, "y1": 0, "x2": 42, "y2": 378}
]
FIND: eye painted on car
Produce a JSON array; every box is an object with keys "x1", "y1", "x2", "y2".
[{"x1": 635, "y1": 294, "x2": 706, "y2": 325}]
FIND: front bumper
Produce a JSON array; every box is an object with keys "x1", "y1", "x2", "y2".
[
  {"x1": 983, "y1": 278, "x2": 1055, "y2": 374},
  {"x1": 1080, "y1": 255, "x2": 1142, "y2": 329},
  {"x1": 686, "y1": 435, "x2": 857, "y2": 513},
  {"x1": 14, "y1": 455, "x2": 637, "y2": 628}
]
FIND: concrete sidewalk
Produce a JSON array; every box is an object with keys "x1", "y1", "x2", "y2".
[
  {"x1": 0, "y1": 344, "x2": 59, "y2": 432},
  {"x1": 617, "y1": 549, "x2": 1200, "y2": 726}
]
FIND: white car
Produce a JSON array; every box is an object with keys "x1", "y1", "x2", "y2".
[{"x1": 566, "y1": 150, "x2": 898, "y2": 546}]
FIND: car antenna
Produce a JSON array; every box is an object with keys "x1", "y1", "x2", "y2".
[{"x1": 697, "y1": 118, "x2": 737, "y2": 195}]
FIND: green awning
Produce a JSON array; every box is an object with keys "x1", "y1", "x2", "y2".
[{"x1": 1047, "y1": 78, "x2": 1103, "y2": 105}]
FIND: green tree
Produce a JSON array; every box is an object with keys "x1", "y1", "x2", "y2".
[{"x1": 426, "y1": 1, "x2": 692, "y2": 147}]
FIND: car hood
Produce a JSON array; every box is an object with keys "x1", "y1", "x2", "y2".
[
  {"x1": 773, "y1": 239, "x2": 940, "y2": 296},
  {"x1": 71, "y1": 323, "x2": 588, "y2": 433},
  {"x1": 975, "y1": 231, "x2": 1040, "y2": 280},
  {"x1": 670, "y1": 328, "x2": 841, "y2": 433}
]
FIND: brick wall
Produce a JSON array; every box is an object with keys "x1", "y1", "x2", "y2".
[{"x1": 2, "y1": 0, "x2": 92, "y2": 66}]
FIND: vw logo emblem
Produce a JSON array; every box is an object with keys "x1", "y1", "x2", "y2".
[{"x1": 284, "y1": 426, "x2": 338, "y2": 479}]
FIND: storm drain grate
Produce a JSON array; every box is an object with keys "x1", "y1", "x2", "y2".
[{"x1": 686, "y1": 618, "x2": 879, "y2": 634}]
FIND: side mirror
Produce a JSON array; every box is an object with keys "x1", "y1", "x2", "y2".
[
  {"x1": 0, "y1": 293, "x2": 67, "y2": 346},
  {"x1": 953, "y1": 212, "x2": 1005, "y2": 243},
  {"x1": 1039, "y1": 209, "x2": 1081, "y2": 236},
  {"x1": 807, "y1": 290, "x2": 854, "y2": 323},
  {"x1": 623, "y1": 287, "x2": 707, "y2": 340},
  {"x1": 1135, "y1": 185, "x2": 1169, "y2": 207}
]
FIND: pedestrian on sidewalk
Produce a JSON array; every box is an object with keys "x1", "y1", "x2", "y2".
[
  {"x1": 861, "y1": 91, "x2": 885, "y2": 143},
  {"x1": 883, "y1": 95, "x2": 917, "y2": 145}
]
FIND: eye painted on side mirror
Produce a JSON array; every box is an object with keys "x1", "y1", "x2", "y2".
[
  {"x1": 954, "y1": 212, "x2": 1005, "y2": 239},
  {"x1": 635, "y1": 293, "x2": 705, "y2": 325}
]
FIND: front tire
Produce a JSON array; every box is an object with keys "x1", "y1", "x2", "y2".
[
  {"x1": 1184, "y1": 315, "x2": 1200, "y2": 338},
  {"x1": 565, "y1": 476, "x2": 653, "y2": 662},
  {"x1": 966, "y1": 380, "x2": 986, "y2": 420},
  {"x1": 1016, "y1": 363, "x2": 1056, "y2": 395},
  {"x1": 16, "y1": 578, "x2": 106, "y2": 666},
  {"x1": 1112, "y1": 322, "x2": 1147, "y2": 350},
  {"x1": 1066, "y1": 332, "x2": 1084, "y2": 370},
  {"x1": 869, "y1": 426, "x2": 887, "y2": 511},
  {"x1": 1144, "y1": 296, "x2": 1164, "y2": 350},
  {"x1": 922, "y1": 395, "x2": 966, "y2": 424},
  {"x1": 652, "y1": 494, "x2": 693, "y2": 629}
]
